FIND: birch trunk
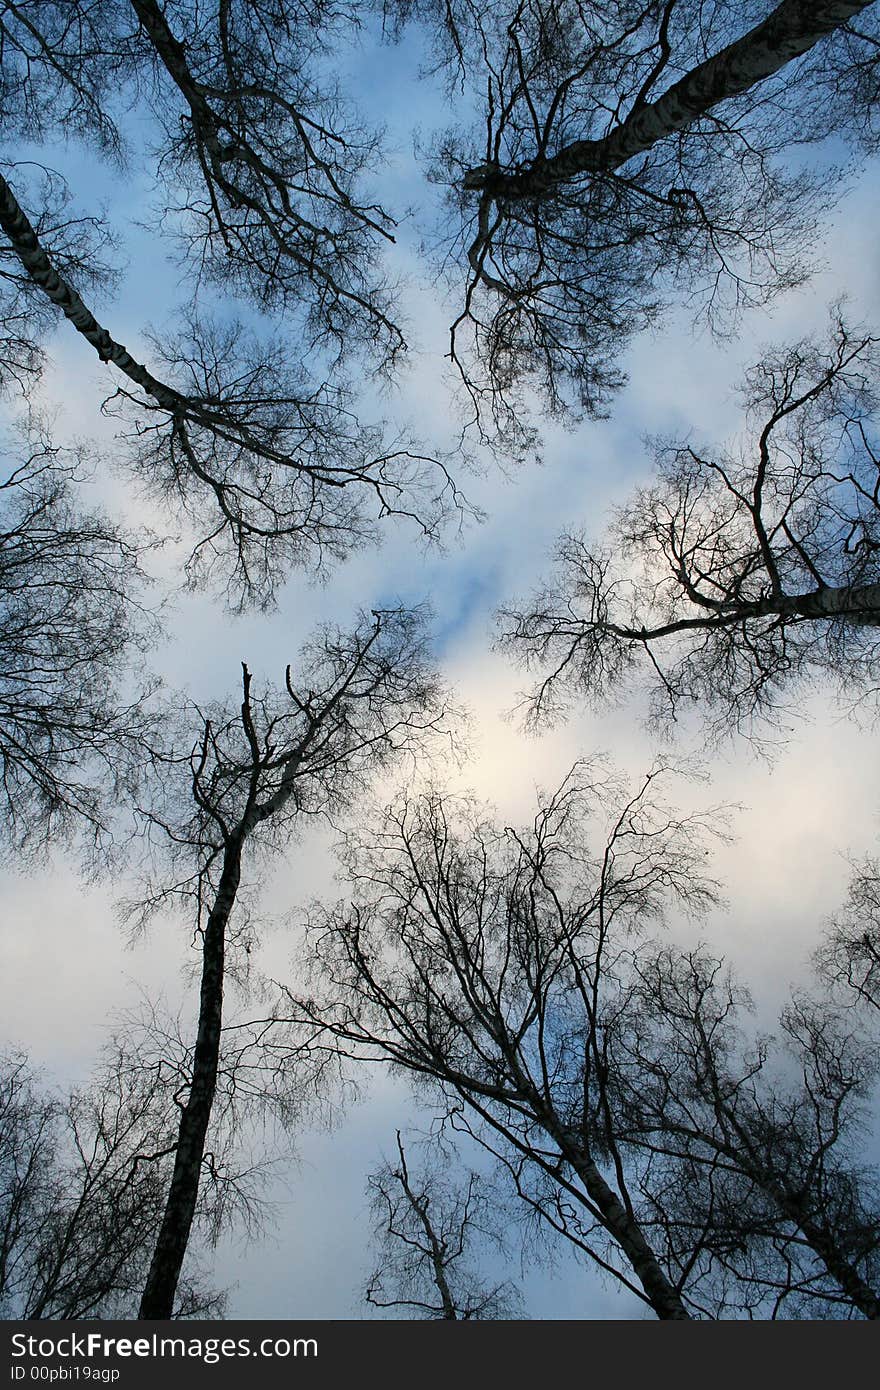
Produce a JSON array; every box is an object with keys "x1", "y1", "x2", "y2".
[
  {"x1": 662, "y1": 1113, "x2": 880, "y2": 1319},
  {"x1": 465, "y1": 1, "x2": 874, "y2": 197},
  {"x1": 569, "y1": 1152, "x2": 691, "y2": 1319},
  {"x1": 604, "y1": 578, "x2": 880, "y2": 644},
  {"x1": 793, "y1": 1215, "x2": 880, "y2": 1319},
  {"x1": 784, "y1": 579, "x2": 880, "y2": 624},
  {"x1": 0, "y1": 171, "x2": 185, "y2": 413}
]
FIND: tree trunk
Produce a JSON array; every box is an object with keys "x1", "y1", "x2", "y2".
[
  {"x1": 795, "y1": 1214, "x2": 880, "y2": 1319},
  {"x1": 668, "y1": 1114, "x2": 880, "y2": 1319},
  {"x1": 605, "y1": 577, "x2": 880, "y2": 644},
  {"x1": 138, "y1": 839, "x2": 242, "y2": 1319},
  {"x1": 570, "y1": 1153, "x2": 691, "y2": 1319},
  {"x1": 0, "y1": 171, "x2": 185, "y2": 413},
  {"x1": 785, "y1": 579, "x2": 880, "y2": 625},
  {"x1": 755, "y1": 1176, "x2": 880, "y2": 1319},
  {"x1": 465, "y1": 0, "x2": 874, "y2": 197},
  {"x1": 129, "y1": 0, "x2": 233, "y2": 165}
]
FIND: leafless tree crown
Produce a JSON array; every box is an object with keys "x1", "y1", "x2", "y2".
[
  {"x1": 365, "y1": 1131, "x2": 521, "y2": 1318},
  {"x1": 134, "y1": 607, "x2": 454, "y2": 1319},
  {"x1": 0, "y1": 3, "x2": 470, "y2": 609},
  {"x1": 0, "y1": 415, "x2": 158, "y2": 851},
  {"x1": 285, "y1": 763, "x2": 880, "y2": 1317},
  {"x1": 400, "y1": 1, "x2": 880, "y2": 440},
  {"x1": 0, "y1": 1046, "x2": 223, "y2": 1319},
  {"x1": 499, "y1": 316, "x2": 880, "y2": 741}
]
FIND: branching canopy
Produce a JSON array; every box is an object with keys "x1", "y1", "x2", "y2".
[
  {"x1": 0, "y1": 415, "x2": 158, "y2": 851},
  {"x1": 499, "y1": 316, "x2": 880, "y2": 740},
  {"x1": 407, "y1": 0, "x2": 880, "y2": 437}
]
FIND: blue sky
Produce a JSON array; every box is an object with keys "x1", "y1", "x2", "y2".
[{"x1": 3, "y1": 10, "x2": 880, "y2": 1320}]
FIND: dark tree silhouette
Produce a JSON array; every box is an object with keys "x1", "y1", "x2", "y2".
[
  {"x1": 0, "y1": 167, "x2": 464, "y2": 608},
  {"x1": 0, "y1": 0, "x2": 404, "y2": 363},
  {"x1": 365, "y1": 1131, "x2": 521, "y2": 1318},
  {"x1": 288, "y1": 759, "x2": 727, "y2": 1319},
  {"x1": 132, "y1": 606, "x2": 452, "y2": 1318},
  {"x1": 816, "y1": 860, "x2": 880, "y2": 1014},
  {"x1": 284, "y1": 764, "x2": 880, "y2": 1318},
  {"x1": 615, "y1": 947, "x2": 880, "y2": 1318},
  {"x1": 0, "y1": 4, "x2": 468, "y2": 608},
  {"x1": 403, "y1": 0, "x2": 879, "y2": 437},
  {"x1": 0, "y1": 414, "x2": 158, "y2": 851},
  {"x1": 0, "y1": 1046, "x2": 221, "y2": 1319},
  {"x1": 130, "y1": 0, "x2": 404, "y2": 364},
  {"x1": 499, "y1": 316, "x2": 880, "y2": 741}
]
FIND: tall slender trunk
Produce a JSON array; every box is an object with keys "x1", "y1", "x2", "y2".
[
  {"x1": 394, "y1": 1139, "x2": 459, "y2": 1319},
  {"x1": 129, "y1": 0, "x2": 225, "y2": 156},
  {"x1": 704, "y1": 1071, "x2": 880, "y2": 1317},
  {"x1": 138, "y1": 837, "x2": 242, "y2": 1319},
  {"x1": 424, "y1": 1224, "x2": 458, "y2": 1319},
  {"x1": 465, "y1": 0, "x2": 873, "y2": 197}
]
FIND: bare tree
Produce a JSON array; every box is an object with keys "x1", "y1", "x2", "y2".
[
  {"x1": 401, "y1": 0, "x2": 878, "y2": 437},
  {"x1": 0, "y1": 159, "x2": 120, "y2": 396},
  {"x1": 0, "y1": 1046, "x2": 222, "y2": 1319},
  {"x1": 287, "y1": 759, "x2": 728, "y2": 1319},
  {"x1": 615, "y1": 946, "x2": 880, "y2": 1318},
  {"x1": 816, "y1": 860, "x2": 880, "y2": 1014},
  {"x1": 0, "y1": 412, "x2": 159, "y2": 852},
  {"x1": 0, "y1": 1, "x2": 403, "y2": 363},
  {"x1": 499, "y1": 315, "x2": 880, "y2": 742},
  {"x1": 130, "y1": 0, "x2": 404, "y2": 365},
  {"x1": 365, "y1": 1131, "x2": 521, "y2": 1318},
  {"x1": 0, "y1": 166, "x2": 465, "y2": 608},
  {"x1": 283, "y1": 763, "x2": 880, "y2": 1318},
  {"x1": 131, "y1": 606, "x2": 452, "y2": 1318},
  {"x1": 0, "y1": 5, "x2": 469, "y2": 608},
  {"x1": 0, "y1": 3, "x2": 142, "y2": 154},
  {"x1": 778, "y1": 4, "x2": 880, "y2": 154}
]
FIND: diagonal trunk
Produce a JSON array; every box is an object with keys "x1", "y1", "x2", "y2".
[
  {"x1": 783, "y1": 1204, "x2": 880, "y2": 1319},
  {"x1": 568, "y1": 1152, "x2": 691, "y2": 1319},
  {"x1": 138, "y1": 837, "x2": 242, "y2": 1320},
  {"x1": 465, "y1": 1, "x2": 874, "y2": 198},
  {"x1": 0, "y1": 170, "x2": 185, "y2": 413},
  {"x1": 652, "y1": 1111, "x2": 880, "y2": 1319},
  {"x1": 740, "y1": 1149, "x2": 880, "y2": 1319},
  {"x1": 129, "y1": 0, "x2": 228, "y2": 161}
]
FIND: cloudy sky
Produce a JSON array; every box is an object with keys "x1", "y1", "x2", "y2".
[{"x1": 2, "y1": 10, "x2": 880, "y2": 1320}]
